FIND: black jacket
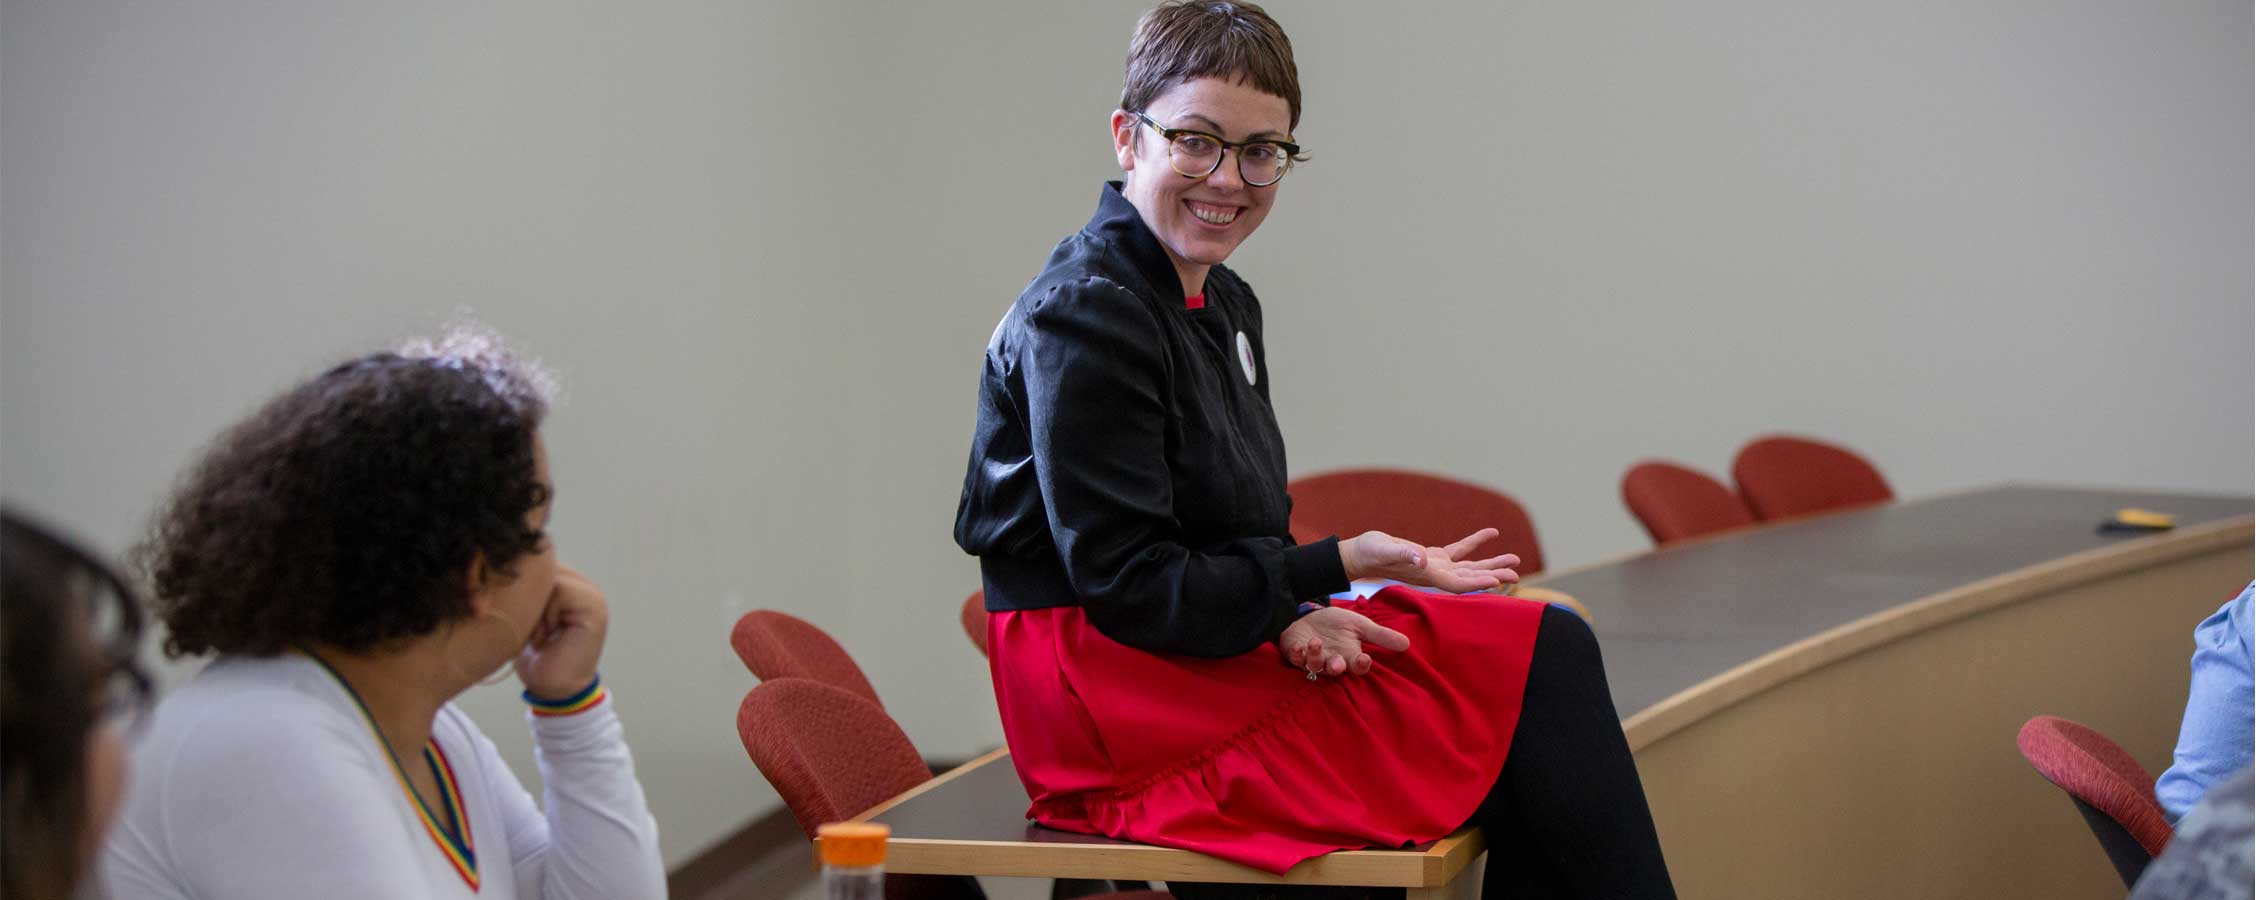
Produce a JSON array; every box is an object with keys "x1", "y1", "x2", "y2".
[{"x1": 953, "y1": 183, "x2": 1348, "y2": 659}]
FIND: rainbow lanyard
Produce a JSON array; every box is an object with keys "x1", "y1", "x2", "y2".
[{"x1": 300, "y1": 651, "x2": 480, "y2": 891}]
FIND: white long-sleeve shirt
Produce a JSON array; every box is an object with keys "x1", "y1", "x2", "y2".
[{"x1": 100, "y1": 654, "x2": 665, "y2": 899}]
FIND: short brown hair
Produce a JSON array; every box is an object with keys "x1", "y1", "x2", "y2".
[{"x1": 1121, "y1": 1, "x2": 1301, "y2": 131}]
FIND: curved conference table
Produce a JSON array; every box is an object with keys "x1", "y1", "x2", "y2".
[{"x1": 855, "y1": 485, "x2": 2253, "y2": 900}]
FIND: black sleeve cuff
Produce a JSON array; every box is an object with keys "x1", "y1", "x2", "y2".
[{"x1": 1283, "y1": 536, "x2": 1350, "y2": 601}]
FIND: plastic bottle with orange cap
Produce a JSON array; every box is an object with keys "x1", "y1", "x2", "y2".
[{"x1": 816, "y1": 822, "x2": 889, "y2": 900}]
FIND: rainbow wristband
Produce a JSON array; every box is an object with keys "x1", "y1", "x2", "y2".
[{"x1": 524, "y1": 675, "x2": 606, "y2": 717}]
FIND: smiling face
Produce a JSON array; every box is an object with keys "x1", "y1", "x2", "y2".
[{"x1": 1112, "y1": 76, "x2": 1294, "y2": 297}]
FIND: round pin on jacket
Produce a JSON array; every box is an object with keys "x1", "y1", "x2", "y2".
[{"x1": 1235, "y1": 331, "x2": 1257, "y2": 386}]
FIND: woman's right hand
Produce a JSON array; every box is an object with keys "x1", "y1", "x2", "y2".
[
  {"x1": 1279, "y1": 606, "x2": 1411, "y2": 678},
  {"x1": 1339, "y1": 529, "x2": 1521, "y2": 594},
  {"x1": 513, "y1": 564, "x2": 610, "y2": 701}
]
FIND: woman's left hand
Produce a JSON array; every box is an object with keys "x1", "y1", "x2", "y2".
[
  {"x1": 1343, "y1": 528, "x2": 1521, "y2": 594},
  {"x1": 515, "y1": 564, "x2": 611, "y2": 700},
  {"x1": 1281, "y1": 606, "x2": 1411, "y2": 678}
]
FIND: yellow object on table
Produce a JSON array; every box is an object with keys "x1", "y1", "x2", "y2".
[{"x1": 2113, "y1": 508, "x2": 2177, "y2": 529}]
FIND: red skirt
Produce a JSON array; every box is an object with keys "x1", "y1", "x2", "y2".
[{"x1": 988, "y1": 585, "x2": 1546, "y2": 874}]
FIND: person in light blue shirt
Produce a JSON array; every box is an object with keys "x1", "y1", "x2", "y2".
[
  {"x1": 2156, "y1": 582, "x2": 2255, "y2": 823},
  {"x1": 2131, "y1": 766, "x2": 2254, "y2": 900}
]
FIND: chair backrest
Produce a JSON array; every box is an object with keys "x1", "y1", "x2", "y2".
[
  {"x1": 1287, "y1": 468, "x2": 1544, "y2": 575},
  {"x1": 1621, "y1": 460, "x2": 1758, "y2": 547},
  {"x1": 736, "y1": 679, "x2": 991, "y2": 900},
  {"x1": 737, "y1": 678, "x2": 929, "y2": 837},
  {"x1": 960, "y1": 590, "x2": 989, "y2": 657},
  {"x1": 2016, "y1": 715, "x2": 2174, "y2": 887},
  {"x1": 731, "y1": 610, "x2": 883, "y2": 709},
  {"x1": 1730, "y1": 435, "x2": 1893, "y2": 520}
]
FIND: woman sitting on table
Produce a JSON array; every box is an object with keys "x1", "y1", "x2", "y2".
[
  {"x1": 102, "y1": 326, "x2": 665, "y2": 900},
  {"x1": 952, "y1": 3, "x2": 1675, "y2": 898}
]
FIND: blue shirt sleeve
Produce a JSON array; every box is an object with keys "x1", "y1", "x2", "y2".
[{"x1": 2156, "y1": 582, "x2": 2255, "y2": 823}]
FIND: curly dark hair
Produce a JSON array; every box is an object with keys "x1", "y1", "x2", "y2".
[
  {"x1": 2, "y1": 509, "x2": 151, "y2": 900},
  {"x1": 139, "y1": 325, "x2": 556, "y2": 658}
]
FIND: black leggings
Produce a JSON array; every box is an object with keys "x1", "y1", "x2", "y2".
[{"x1": 1467, "y1": 604, "x2": 1676, "y2": 900}]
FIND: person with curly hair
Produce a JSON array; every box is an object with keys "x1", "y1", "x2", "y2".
[
  {"x1": 101, "y1": 326, "x2": 665, "y2": 900},
  {"x1": 954, "y1": 3, "x2": 1674, "y2": 897},
  {"x1": 1, "y1": 510, "x2": 153, "y2": 900}
]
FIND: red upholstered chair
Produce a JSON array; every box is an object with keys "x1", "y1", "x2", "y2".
[
  {"x1": 1287, "y1": 468, "x2": 1545, "y2": 576},
  {"x1": 960, "y1": 590, "x2": 989, "y2": 657},
  {"x1": 1621, "y1": 460, "x2": 1757, "y2": 547},
  {"x1": 2015, "y1": 716, "x2": 2174, "y2": 888},
  {"x1": 730, "y1": 610, "x2": 883, "y2": 709},
  {"x1": 1730, "y1": 435, "x2": 1893, "y2": 520},
  {"x1": 738, "y1": 678, "x2": 930, "y2": 837},
  {"x1": 736, "y1": 678, "x2": 980, "y2": 900},
  {"x1": 739, "y1": 678, "x2": 1164, "y2": 900}
]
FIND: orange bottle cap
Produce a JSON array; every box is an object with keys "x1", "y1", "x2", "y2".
[{"x1": 817, "y1": 822, "x2": 889, "y2": 867}]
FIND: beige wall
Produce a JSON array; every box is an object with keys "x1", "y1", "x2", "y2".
[{"x1": 3, "y1": 0, "x2": 2249, "y2": 867}]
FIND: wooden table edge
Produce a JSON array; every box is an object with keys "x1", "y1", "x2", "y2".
[
  {"x1": 875, "y1": 828, "x2": 1485, "y2": 887},
  {"x1": 853, "y1": 749, "x2": 1485, "y2": 887},
  {"x1": 1620, "y1": 514, "x2": 2255, "y2": 751},
  {"x1": 848, "y1": 746, "x2": 1010, "y2": 825}
]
